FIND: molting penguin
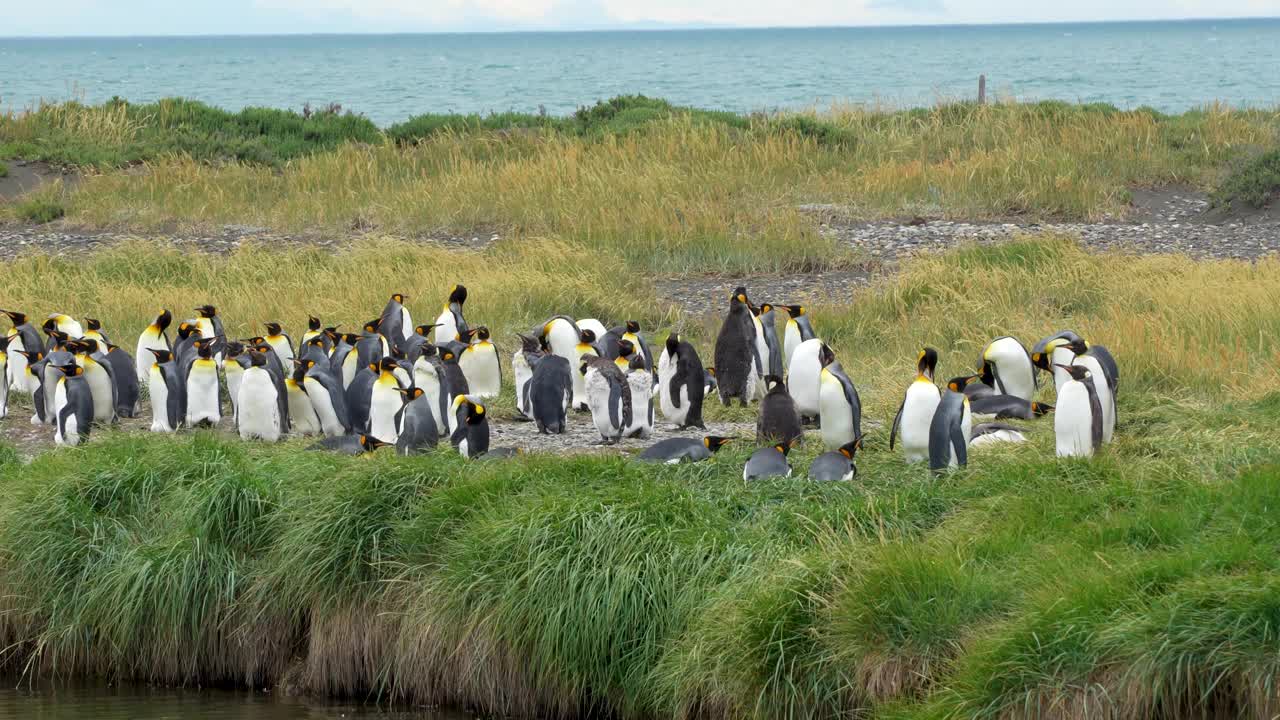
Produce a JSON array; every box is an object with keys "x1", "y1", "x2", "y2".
[
  {"x1": 380, "y1": 293, "x2": 413, "y2": 342},
  {"x1": 529, "y1": 353, "x2": 572, "y2": 435},
  {"x1": 818, "y1": 345, "x2": 862, "y2": 451},
  {"x1": 637, "y1": 436, "x2": 735, "y2": 464},
  {"x1": 1055, "y1": 364, "x2": 1103, "y2": 458},
  {"x1": 780, "y1": 304, "x2": 816, "y2": 370},
  {"x1": 395, "y1": 386, "x2": 439, "y2": 455},
  {"x1": 52, "y1": 363, "x2": 94, "y2": 447},
  {"x1": 756, "y1": 303, "x2": 784, "y2": 383},
  {"x1": 623, "y1": 355, "x2": 654, "y2": 439},
  {"x1": 239, "y1": 351, "x2": 283, "y2": 442},
  {"x1": 892, "y1": 348, "x2": 942, "y2": 464},
  {"x1": 743, "y1": 442, "x2": 794, "y2": 480},
  {"x1": 970, "y1": 422, "x2": 1029, "y2": 447},
  {"x1": 369, "y1": 357, "x2": 407, "y2": 444},
  {"x1": 713, "y1": 287, "x2": 761, "y2": 407},
  {"x1": 756, "y1": 374, "x2": 803, "y2": 446},
  {"x1": 285, "y1": 360, "x2": 322, "y2": 437},
  {"x1": 978, "y1": 336, "x2": 1037, "y2": 402},
  {"x1": 434, "y1": 285, "x2": 469, "y2": 346},
  {"x1": 147, "y1": 349, "x2": 184, "y2": 433},
  {"x1": 309, "y1": 434, "x2": 391, "y2": 456},
  {"x1": 928, "y1": 390, "x2": 972, "y2": 473},
  {"x1": 808, "y1": 440, "x2": 860, "y2": 482},
  {"x1": 301, "y1": 359, "x2": 351, "y2": 438},
  {"x1": 185, "y1": 339, "x2": 222, "y2": 428},
  {"x1": 4, "y1": 310, "x2": 44, "y2": 393},
  {"x1": 657, "y1": 333, "x2": 706, "y2": 430},
  {"x1": 411, "y1": 343, "x2": 447, "y2": 431},
  {"x1": 513, "y1": 334, "x2": 543, "y2": 420},
  {"x1": 451, "y1": 396, "x2": 490, "y2": 459},
  {"x1": 581, "y1": 356, "x2": 632, "y2": 444},
  {"x1": 264, "y1": 322, "x2": 294, "y2": 366},
  {"x1": 569, "y1": 329, "x2": 600, "y2": 411},
  {"x1": 459, "y1": 326, "x2": 501, "y2": 398},
  {"x1": 786, "y1": 337, "x2": 825, "y2": 422}
]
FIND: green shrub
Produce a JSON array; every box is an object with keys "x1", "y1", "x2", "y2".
[{"x1": 1212, "y1": 148, "x2": 1280, "y2": 209}]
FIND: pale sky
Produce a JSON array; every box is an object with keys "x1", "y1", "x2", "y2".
[{"x1": 5, "y1": 0, "x2": 1279, "y2": 36}]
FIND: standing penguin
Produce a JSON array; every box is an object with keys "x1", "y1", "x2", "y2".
[
  {"x1": 185, "y1": 339, "x2": 222, "y2": 428},
  {"x1": 380, "y1": 293, "x2": 414, "y2": 342},
  {"x1": 147, "y1": 349, "x2": 185, "y2": 433},
  {"x1": 780, "y1": 305, "x2": 816, "y2": 370},
  {"x1": 451, "y1": 396, "x2": 490, "y2": 459},
  {"x1": 637, "y1": 436, "x2": 734, "y2": 464},
  {"x1": 173, "y1": 322, "x2": 204, "y2": 379},
  {"x1": 459, "y1": 326, "x2": 501, "y2": 398},
  {"x1": 569, "y1": 329, "x2": 600, "y2": 411},
  {"x1": 809, "y1": 440, "x2": 860, "y2": 482},
  {"x1": 434, "y1": 285, "x2": 469, "y2": 346},
  {"x1": 412, "y1": 344, "x2": 447, "y2": 432},
  {"x1": 75, "y1": 339, "x2": 117, "y2": 426},
  {"x1": 239, "y1": 352, "x2": 283, "y2": 442},
  {"x1": 102, "y1": 343, "x2": 140, "y2": 418},
  {"x1": 135, "y1": 309, "x2": 173, "y2": 383},
  {"x1": 928, "y1": 390, "x2": 972, "y2": 473},
  {"x1": 1055, "y1": 364, "x2": 1103, "y2": 458},
  {"x1": 369, "y1": 357, "x2": 407, "y2": 444},
  {"x1": 301, "y1": 315, "x2": 324, "y2": 352},
  {"x1": 285, "y1": 361, "x2": 322, "y2": 437},
  {"x1": 581, "y1": 356, "x2": 631, "y2": 444},
  {"x1": 438, "y1": 348, "x2": 471, "y2": 431},
  {"x1": 83, "y1": 318, "x2": 110, "y2": 346},
  {"x1": 787, "y1": 338, "x2": 825, "y2": 422},
  {"x1": 756, "y1": 303, "x2": 784, "y2": 383},
  {"x1": 264, "y1": 322, "x2": 295, "y2": 366},
  {"x1": 513, "y1": 334, "x2": 543, "y2": 420},
  {"x1": 891, "y1": 348, "x2": 942, "y2": 464},
  {"x1": 223, "y1": 343, "x2": 249, "y2": 426},
  {"x1": 657, "y1": 333, "x2": 706, "y2": 430},
  {"x1": 301, "y1": 359, "x2": 351, "y2": 438},
  {"x1": 395, "y1": 386, "x2": 439, "y2": 455},
  {"x1": 623, "y1": 356, "x2": 654, "y2": 439},
  {"x1": 743, "y1": 442, "x2": 794, "y2": 480},
  {"x1": 193, "y1": 305, "x2": 225, "y2": 366},
  {"x1": 4, "y1": 310, "x2": 44, "y2": 393},
  {"x1": 818, "y1": 345, "x2": 862, "y2": 451},
  {"x1": 52, "y1": 363, "x2": 94, "y2": 447},
  {"x1": 249, "y1": 342, "x2": 291, "y2": 432},
  {"x1": 978, "y1": 336, "x2": 1037, "y2": 402},
  {"x1": 346, "y1": 361, "x2": 379, "y2": 434},
  {"x1": 22, "y1": 350, "x2": 53, "y2": 425},
  {"x1": 355, "y1": 320, "x2": 389, "y2": 370},
  {"x1": 529, "y1": 354, "x2": 572, "y2": 435},
  {"x1": 713, "y1": 287, "x2": 761, "y2": 407},
  {"x1": 332, "y1": 332, "x2": 362, "y2": 390},
  {"x1": 613, "y1": 321, "x2": 654, "y2": 373},
  {"x1": 1064, "y1": 339, "x2": 1117, "y2": 443},
  {"x1": 756, "y1": 375, "x2": 803, "y2": 446}
]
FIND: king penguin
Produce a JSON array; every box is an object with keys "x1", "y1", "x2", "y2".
[
  {"x1": 581, "y1": 356, "x2": 631, "y2": 444},
  {"x1": 1064, "y1": 338, "x2": 1117, "y2": 443},
  {"x1": 513, "y1": 334, "x2": 543, "y2": 420},
  {"x1": 412, "y1": 343, "x2": 447, "y2": 432},
  {"x1": 223, "y1": 342, "x2": 248, "y2": 426},
  {"x1": 780, "y1": 304, "x2": 816, "y2": 370},
  {"x1": 369, "y1": 357, "x2": 407, "y2": 444},
  {"x1": 52, "y1": 363, "x2": 94, "y2": 447},
  {"x1": 657, "y1": 333, "x2": 706, "y2": 430},
  {"x1": 83, "y1": 318, "x2": 110, "y2": 346},
  {"x1": 891, "y1": 348, "x2": 942, "y2": 464},
  {"x1": 623, "y1": 355, "x2": 654, "y2": 439},
  {"x1": 346, "y1": 360, "x2": 380, "y2": 434},
  {"x1": 459, "y1": 326, "x2": 501, "y2": 398},
  {"x1": 147, "y1": 349, "x2": 184, "y2": 433},
  {"x1": 264, "y1": 322, "x2": 294, "y2": 366},
  {"x1": 380, "y1": 293, "x2": 414, "y2": 342},
  {"x1": 102, "y1": 342, "x2": 140, "y2": 418},
  {"x1": 434, "y1": 285, "x2": 469, "y2": 346},
  {"x1": 568, "y1": 328, "x2": 599, "y2": 411},
  {"x1": 395, "y1": 386, "x2": 439, "y2": 455},
  {"x1": 756, "y1": 303, "x2": 784, "y2": 383},
  {"x1": 1055, "y1": 364, "x2": 1103, "y2": 458},
  {"x1": 637, "y1": 436, "x2": 735, "y2": 464},
  {"x1": 928, "y1": 390, "x2": 972, "y2": 473},
  {"x1": 451, "y1": 396, "x2": 490, "y2": 459},
  {"x1": 74, "y1": 339, "x2": 117, "y2": 425},
  {"x1": 301, "y1": 315, "x2": 324, "y2": 351},
  {"x1": 713, "y1": 287, "x2": 760, "y2": 407},
  {"x1": 4, "y1": 310, "x2": 44, "y2": 393},
  {"x1": 529, "y1": 353, "x2": 572, "y2": 435},
  {"x1": 1031, "y1": 330, "x2": 1082, "y2": 394},
  {"x1": 301, "y1": 358, "x2": 351, "y2": 438},
  {"x1": 185, "y1": 339, "x2": 222, "y2": 428},
  {"x1": 978, "y1": 336, "x2": 1037, "y2": 402},
  {"x1": 808, "y1": 440, "x2": 860, "y2": 482},
  {"x1": 286, "y1": 359, "x2": 322, "y2": 437},
  {"x1": 756, "y1": 375, "x2": 803, "y2": 446},
  {"x1": 817, "y1": 344, "x2": 862, "y2": 451},
  {"x1": 239, "y1": 351, "x2": 283, "y2": 442},
  {"x1": 787, "y1": 337, "x2": 825, "y2": 422},
  {"x1": 743, "y1": 442, "x2": 794, "y2": 480}
]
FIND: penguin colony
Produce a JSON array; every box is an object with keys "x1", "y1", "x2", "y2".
[{"x1": 0, "y1": 285, "x2": 1117, "y2": 476}]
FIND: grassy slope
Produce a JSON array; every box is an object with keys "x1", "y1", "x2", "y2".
[
  {"x1": 1, "y1": 240, "x2": 1279, "y2": 718},
  {"x1": 2, "y1": 98, "x2": 1278, "y2": 274}
]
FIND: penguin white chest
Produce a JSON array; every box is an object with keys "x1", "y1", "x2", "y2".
[
  {"x1": 1073, "y1": 355, "x2": 1114, "y2": 443},
  {"x1": 656, "y1": 351, "x2": 688, "y2": 424},
  {"x1": 625, "y1": 371, "x2": 653, "y2": 438},
  {"x1": 413, "y1": 360, "x2": 444, "y2": 429},
  {"x1": 570, "y1": 345, "x2": 597, "y2": 410},
  {"x1": 238, "y1": 368, "x2": 281, "y2": 441},
  {"x1": 513, "y1": 352, "x2": 534, "y2": 417},
  {"x1": 53, "y1": 379, "x2": 77, "y2": 445},
  {"x1": 783, "y1": 322, "x2": 802, "y2": 370},
  {"x1": 368, "y1": 375, "x2": 404, "y2": 443},
  {"x1": 900, "y1": 381, "x2": 941, "y2": 464},
  {"x1": 787, "y1": 340, "x2": 824, "y2": 417},
  {"x1": 286, "y1": 380, "x2": 321, "y2": 437},
  {"x1": 186, "y1": 361, "x2": 222, "y2": 426},
  {"x1": 818, "y1": 374, "x2": 855, "y2": 451},
  {"x1": 985, "y1": 338, "x2": 1035, "y2": 401},
  {"x1": 148, "y1": 365, "x2": 174, "y2": 432},
  {"x1": 459, "y1": 343, "x2": 500, "y2": 398},
  {"x1": 224, "y1": 364, "x2": 245, "y2": 418},
  {"x1": 83, "y1": 362, "x2": 115, "y2": 423},
  {"x1": 584, "y1": 369, "x2": 620, "y2": 439},
  {"x1": 435, "y1": 309, "x2": 459, "y2": 345},
  {"x1": 1055, "y1": 380, "x2": 1094, "y2": 458},
  {"x1": 303, "y1": 377, "x2": 344, "y2": 438}
]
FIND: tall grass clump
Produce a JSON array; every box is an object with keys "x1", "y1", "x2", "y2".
[{"x1": 1212, "y1": 147, "x2": 1280, "y2": 209}]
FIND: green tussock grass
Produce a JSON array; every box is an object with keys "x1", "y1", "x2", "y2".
[
  {"x1": 0, "y1": 239, "x2": 1279, "y2": 719},
  {"x1": 0, "y1": 161, "x2": 9, "y2": 178},
  {"x1": 1212, "y1": 148, "x2": 1280, "y2": 210}
]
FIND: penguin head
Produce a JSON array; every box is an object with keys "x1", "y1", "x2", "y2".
[
  {"x1": 41, "y1": 317, "x2": 58, "y2": 335},
  {"x1": 617, "y1": 339, "x2": 635, "y2": 358},
  {"x1": 155, "y1": 309, "x2": 173, "y2": 331},
  {"x1": 773, "y1": 441, "x2": 793, "y2": 457},
  {"x1": 781, "y1": 304, "x2": 805, "y2": 318},
  {"x1": 264, "y1": 322, "x2": 283, "y2": 336},
  {"x1": 194, "y1": 339, "x2": 216, "y2": 358},
  {"x1": 706, "y1": 366, "x2": 716, "y2": 377},
  {"x1": 86, "y1": 318, "x2": 102, "y2": 332},
  {"x1": 363, "y1": 318, "x2": 381, "y2": 334},
  {"x1": 398, "y1": 386, "x2": 426, "y2": 401},
  {"x1": 1056, "y1": 364, "x2": 1091, "y2": 382},
  {"x1": 18, "y1": 350, "x2": 43, "y2": 364},
  {"x1": 248, "y1": 351, "x2": 268, "y2": 368},
  {"x1": 664, "y1": 333, "x2": 680, "y2": 357},
  {"x1": 389, "y1": 345, "x2": 407, "y2": 360},
  {"x1": 625, "y1": 320, "x2": 641, "y2": 334},
  {"x1": 379, "y1": 357, "x2": 399, "y2": 374},
  {"x1": 628, "y1": 354, "x2": 647, "y2": 372},
  {"x1": 1, "y1": 310, "x2": 27, "y2": 326},
  {"x1": 0, "y1": 336, "x2": 9, "y2": 352},
  {"x1": 418, "y1": 342, "x2": 438, "y2": 359},
  {"x1": 819, "y1": 344, "x2": 837, "y2": 368},
  {"x1": 307, "y1": 336, "x2": 326, "y2": 349},
  {"x1": 579, "y1": 328, "x2": 597, "y2": 345},
  {"x1": 78, "y1": 338, "x2": 100, "y2": 355},
  {"x1": 764, "y1": 374, "x2": 786, "y2": 393},
  {"x1": 47, "y1": 329, "x2": 69, "y2": 348},
  {"x1": 359, "y1": 434, "x2": 390, "y2": 452},
  {"x1": 290, "y1": 358, "x2": 309, "y2": 381},
  {"x1": 194, "y1": 305, "x2": 218, "y2": 319},
  {"x1": 1031, "y1": 401, "x2": 1055, "y2": 417},
  {"x1": 308, "y1": 315, "x2": 322, "y2": 331},
  {"x1": 415, "y1": 323, "x2": 440, "y2": 337},
  {"x1": 979, "y1": 360, "x2": 996, "y2": 387},
  {"x1": 149, "y1": 348, "x2": 174, "y2": 364},
  {"x1": 448, "y1": 285, "x2": 468, "y2": 305},
  {"x1": 579, "y1": 360, "x2": 591, "y2": 376},
  {"x1": 703, "y1": 436, "x2": 735, "y2": 453},
  {"x1": 465, "y1": 401, "x2": 486, "y2": 425},
  {"x1": 1064, "y1": 338, "x2": 1090, "y2": 356},
  {"x1": 54, "y1": 363, "x2": 81, "y2": 377},
  {"x1": 474, "y1": 326, "x2": 491, "y2": 342},
  {"x1": 730, "y1": 287, "x2": 750, "y2": 309},
  {"x1": 758, "y1": 303, "x2": 774, "y2": 316},
  {"x1": 391, "y1": 293, "x2": 408, "y2": 304},
  {"x1": 917, "y1": 347, "x2": 939, "y2": 380},
  {"x1": 176, "y1": 322, "x2": 200, "y2": 340},
  {"x1": 224, "y1": 340, "x2": 246, "y2": 357},
  {"x1": 441, "y1": 350, "x2": 458, "y2": 364},
  {"x1": 323, "y1": 326, "x2": 342, "y2": 341},
  {"x1": 946, "y1": 374, "x2": 980, "y2": 393},
  {"x1": 517, "y1": 333, "x2": 541, "y2": 354},
  {"x1": 1029, "y1": 351, "x2": 1049, "y2": 371},
  {"x1": 838, "y1": 437, "x2": 862, "y2": 460},
  {"x1": 241, "y1": 336, "x2": 266, "y2": 346},
  {"x1": 341, "y1": 333, "x2": 361, "y2": 346}
]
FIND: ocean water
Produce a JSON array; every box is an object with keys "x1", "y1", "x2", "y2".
[{"x1": 1, "y1": 19, "x2": 1278, "y2": 126}]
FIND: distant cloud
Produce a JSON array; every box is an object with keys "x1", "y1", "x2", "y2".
[{"x1": 866, "y1": 0, "x2": 946, "y2": 13}]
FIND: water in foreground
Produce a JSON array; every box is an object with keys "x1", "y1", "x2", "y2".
[
  {"x1": 0, "y1": 683, "x2": 473, "y2": 719},
  {"x1": 3, "y1": 19, "x2": 1279, "y2": 123}
]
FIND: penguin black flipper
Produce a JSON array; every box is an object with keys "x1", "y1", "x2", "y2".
[
  {"x1": 620, "y1": 379, "x2": 633, "y2": 441},
  {"x1": 950, "y1": 424, "x2": 968, "y2": 468},
  {"x1": 607, "y1": 377, "x2": 622, "y2": 433},
  {"x1": 1085, "y1": 379, "x2": 1104, "y2": 452},
  {"x1": 835, "y1": 366, "x2": 863, "y2": 440},
  {"x1": 91, "y1": 350, "x2": 120, "y2": 422},
  {"x1": 1087, "y1": 345, "x2": 1119, "y2": 394},
  {"x1": 889, "y1": 399, "x2": 905, "y2": 451}
]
